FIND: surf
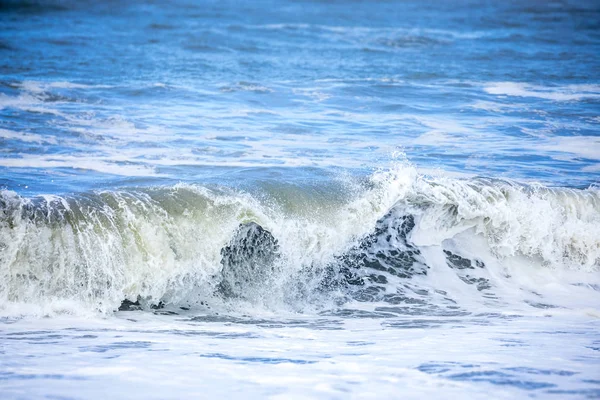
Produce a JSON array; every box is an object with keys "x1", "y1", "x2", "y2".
[{"x1": 1, "y1": 165, "x2": 599, "y2": 317}]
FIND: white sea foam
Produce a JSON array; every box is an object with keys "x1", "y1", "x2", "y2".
[
  {"x1": 484, "y1": 82, "x2": 600, "y2": 101},
  {"x1": 536, "y1": 136, "x2": 600, "y2": 160},
  {"x1": 4, "y1": 311, "x2": 596, "y2": 399},
  {"x1": 1, "y1": 165, "x2": 598, "y2": 318},
  {"x1": 0, "y1": 128, "x2": 58, "y2": 145},
  {"x1": 19, "y1": 80, "x2": 107, "y2": 92},
  {"x1": 0, "y1": 92, "x2": 66, "y2": 115}
]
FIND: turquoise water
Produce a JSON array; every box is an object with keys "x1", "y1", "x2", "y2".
[{"x1": 1, "y1": 1, "x2": 599, "y2": 398}]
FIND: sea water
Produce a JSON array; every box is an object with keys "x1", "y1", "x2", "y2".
[{"x1": 1, "y1": 0, "x2": 599, "y2": 398}]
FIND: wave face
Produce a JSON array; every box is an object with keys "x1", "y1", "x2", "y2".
[{"x1": 1, "y1": 166, "x2": 599, "y2": 316}]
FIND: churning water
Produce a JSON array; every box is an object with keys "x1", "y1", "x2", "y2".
[{"x1": 1, "y1": 0, "x2": 599, "y2": 398}]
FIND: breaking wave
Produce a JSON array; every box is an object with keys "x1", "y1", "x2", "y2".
[{"x1": 1, "y1": 165, "x2": 599, "y2": 317}]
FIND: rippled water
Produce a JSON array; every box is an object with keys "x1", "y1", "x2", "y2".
[
  {"x1": 1, "y1": 0, "x2": 599, "y2": 398},
  {"x1": 1, "y1": 0, "x2": 599, "y2": 193},
  {"x1": 2, "y1": 314, "x2": 600, "y2": 399}
]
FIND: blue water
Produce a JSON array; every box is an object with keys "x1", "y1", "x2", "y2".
[
  {"x1": 1, "y1": 0, "x2": 599, "y2": 195},
  {"x1": 1, "y1": 1, "x2": 600, "y2": 399}
]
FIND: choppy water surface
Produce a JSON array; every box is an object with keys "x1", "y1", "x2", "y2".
[{"x1": 1, "y1": 0, "x2": 599, "y2": 398}]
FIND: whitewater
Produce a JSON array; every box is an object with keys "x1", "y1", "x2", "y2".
[{"x1": 1, "y1": 0, "x2": 599, "y2": 398}]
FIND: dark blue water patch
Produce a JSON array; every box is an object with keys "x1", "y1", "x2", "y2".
[
  {"x1": 420, "y1": 355, "x2": 581, "y2": 391},
  {"x1": 199, "y1": 352, "x2": 316, "y2": 365},
  {"x1": 492, "y1": 338, "x2": 528, "y2": 348},
  {"x1": 163, "y1": 330, "x2": 263, "y2": 340},
  {"x1": 73, "y1": 334, "x2": 98, "y2": 339},
  {"x1": 537, "y1": 330, "x2": 595, "y2": 336},
  {"x1": 546, "y1": 388, "x2": 600, "y2": 398},
  {"x1": 418, "y1": 364, "x2": 453, "y2": 374},
  {"x1": 325, "y1": 309, "x2": 399, "y2": 319},
  {"x1": 79, "y1": 341, "x2": 153, "y2": 353},
  {"x1": 381, "y1": 318, "x2": 465, "y2": 330},
  {"x1": 418, "y1": 362, "x2": 475, "y2": 375},
  {"x1": 447, "y1": 370, "x2": 557, "y2": 390},
  {"x1": 346, "y1": 341, "x2": 375, "y2": 347},
  {"x1": 473, "y1": 313, "x2": 524, "y2": 320},
  {"x1": 0, "y1": 372, "x2": 86, "y2": 381},
  {"x1": 62, "y1": 327, "x2": 114, "y2": 333},
  {"x1": 0, "y1": 0, "x2": 74, "y2": 14},
  {"x1": 2, "y1": 332, "x2": 69, "y2": 344},
  {"x1": 4, "y1": 334, "x2": 65, "y2": 340},
  {"x1": 417, "y1": 361, "x2": 504, "y2": 377},
  {"x1": 503, "y1": 367, "x2": 577, "y2": 377},
  {"x1": 525, "y1": 301, "x2": 560, "y2": 309},
  {"x1": 4, "y1": 330, "x2": 54, "y2": 336},
  {"x1": 188, "y1": 315, "x2": 344, "y2": 330}
]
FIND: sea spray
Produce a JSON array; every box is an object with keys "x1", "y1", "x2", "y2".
[{"x1": 1, "y1": 165, "x2": 598, "y2": 317}]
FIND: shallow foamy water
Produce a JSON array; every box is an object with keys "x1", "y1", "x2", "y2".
[{"x1": 2, "y1": 311, "x2": 600, "y2": 399}]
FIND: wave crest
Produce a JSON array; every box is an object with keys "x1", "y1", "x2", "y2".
[{"x1": 0, "y1": 166, "x2": 598, "y2": 316}]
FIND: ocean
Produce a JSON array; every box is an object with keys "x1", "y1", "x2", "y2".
[{"x1": 1, "y1": 0, "x2": 599, "y2": 398}]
